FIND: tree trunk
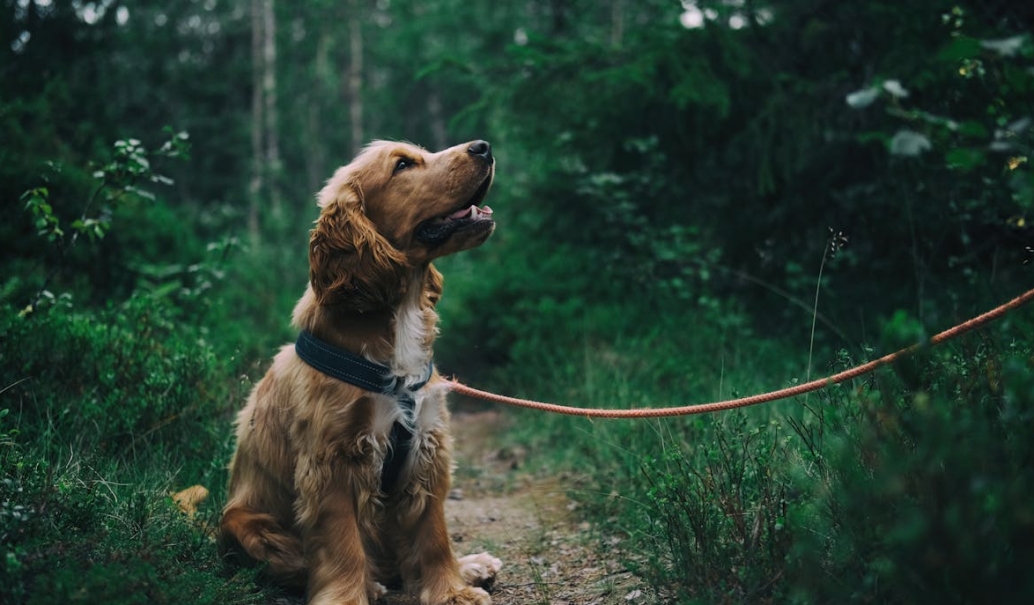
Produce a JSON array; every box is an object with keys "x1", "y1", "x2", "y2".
[
  {"x1": 306, "y1": 30, "x2": 330, "y2": 194},
  {"x1": 248, "y1": 0, "x2": 264, "y2": 241},
  {"x1": 549, "y1": 0, "x2": 567, "y2": 35},
  {"x1": 428, "y1": 90, "x2": 448, "y2": 151},
  {"x1": 347, "y1": 0, "x2": 364, "y2": 155},
  {"x1": 611, "y1": 0, "x2": 624, "y2": 47},
  {"x1": 262, "y1": 0, "x2": 282, "y2": 218}
]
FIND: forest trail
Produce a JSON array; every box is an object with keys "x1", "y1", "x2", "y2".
[{"x1": 381, "y1": 409, "x2": 648, "y2": 605}]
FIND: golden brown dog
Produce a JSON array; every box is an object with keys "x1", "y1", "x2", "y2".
[{"x1": 220, "y1": 140, "x2": 501, "y2": 605}]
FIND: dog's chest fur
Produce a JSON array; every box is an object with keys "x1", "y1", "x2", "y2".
[{"x1": 391, "y1": 274, "x2": 438, "y2": 380}]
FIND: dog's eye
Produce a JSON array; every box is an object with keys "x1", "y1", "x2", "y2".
[{"x1": 393, "y1": 157, "x2": 415, "y2": 174}]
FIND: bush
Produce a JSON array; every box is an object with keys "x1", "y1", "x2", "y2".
[
  {"x1": 0, "y1": 129, "x2": 297, "y2": 605},
  {"x1": 0, "y1": 296, "x2": 228, "y2": 458},
  {"x1": 787, "y1": 326, "x2": 1034, "y2": 603},
  {"x1": 641, "y1": 413, "x2": 792, "y2": 603}
]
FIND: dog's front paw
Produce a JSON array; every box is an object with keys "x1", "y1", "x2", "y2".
[
  {"x1": 457, "y1": 552, "x2": 502, "y2": 590},
  {"x1": 367, "y1": 580, "x2": 388, "y2": 602},
  {"x1": 432, "y1": 586, "x2": 491, "y2": 605}
]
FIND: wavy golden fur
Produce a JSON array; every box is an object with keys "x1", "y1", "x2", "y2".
[{"x1": 220, "y1": 140, "x2": 501, "y2": 605}]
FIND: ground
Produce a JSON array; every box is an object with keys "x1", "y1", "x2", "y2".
[{"x1": 421, "y1": 409, "x2": 647, "y2": 605}]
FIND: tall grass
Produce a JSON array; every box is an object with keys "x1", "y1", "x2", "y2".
[{"x1": 480, "y1": 289, "x2": 1034, "y2": 603}]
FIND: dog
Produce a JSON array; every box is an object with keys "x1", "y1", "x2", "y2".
[{"x1": 220, "y1": 140, "x2": 502, "y2": 605}]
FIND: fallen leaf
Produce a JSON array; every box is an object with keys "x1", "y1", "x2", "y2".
[{"x1": 172, "y1": 484, "x2": 209, "y2": 517}]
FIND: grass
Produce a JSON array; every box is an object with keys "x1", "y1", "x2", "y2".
[{"x1": 482, "y1": 290, "x2": 1034, "y2": 603}]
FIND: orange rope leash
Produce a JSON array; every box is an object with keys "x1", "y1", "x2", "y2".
[{"x1": 444, "y1": 288, "x2": 1034, "y2": 418}]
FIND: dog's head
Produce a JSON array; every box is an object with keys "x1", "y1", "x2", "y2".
[{"x1": 309, "y1": 140, "x2": 496, "y2": 310}]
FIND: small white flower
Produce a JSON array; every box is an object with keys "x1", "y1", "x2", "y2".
[
  {"x1": 882, "y1": 79, "x2": 909, "y2": 98},
  {"x1": 889, "y1": 130, "x2": 932, "y2": 157},
  {"x1": 846, "y1": 87, "x2": 879, "y2": 109},
  {"x1": 980, "y1": 35, "x2": 1027, "y2": 57}
]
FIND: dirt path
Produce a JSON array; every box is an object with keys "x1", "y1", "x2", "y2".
[{"x1": 425, "y1": 410, "x2": 645, "y2": 605}]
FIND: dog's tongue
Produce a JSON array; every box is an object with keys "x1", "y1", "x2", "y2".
[{"x1": 447, "y1": 205, "x2": 494, "y2": 220}]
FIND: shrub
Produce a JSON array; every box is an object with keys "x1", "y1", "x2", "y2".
[
  {"x1": 641, "y1": 413, "x2": 792, "y2": 603},
  {"x1": 787, "y1": 327, "x2": 1034, "y2": 603},
  {"x1": 0, "y1": 295, "x2": 228, "y2": 457}
]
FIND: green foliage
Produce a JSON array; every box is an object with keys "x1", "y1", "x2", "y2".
[
  {"x1": 0, "y1": 448, "x2": 262, "y2": 605},
  {"x1": 786, "y1": 327, "x2": 1034, "y2": 603},
  {"x1": 495, "y1": 300, "x2": 1034, "y2": 603},
  {"x1": 9, "y1": 130, "x2": 194, "y2": 316},
  {"x1": 850, "y1": 8, "x2": 1034, "y2": 227},
  {"x1": 0, "y1": 129, "x2": 274, "y2": 601},
  {"x1": 641, "y1": 415, "x2": 791, "y2": 603},
  {"x1": 22, "y1": 187, "x2": 63, "y2": 242},
  {"x1": 0, "y1": 295, "x2": 226, "y2": 453}
]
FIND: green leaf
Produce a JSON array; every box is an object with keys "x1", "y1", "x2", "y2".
[
  {"x1": 937, "y1": 36, "x2": 981, "y2": 62},
  {"x1": 945, "y1": 147, "x2": 986, "y2": 172},
  {"x1": 125, "y1": 185, "x2": 156, "y2": 201},
  {"x1": 882, "y1": 80, "x2": 909, "y2": 99},
  {"x1": 957, "y1": 121, "x2": 989, "y2": 139}
]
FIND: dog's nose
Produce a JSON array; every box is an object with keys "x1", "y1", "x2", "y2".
[{"x1": 467, "y1": 140, "x2": 492, "y2": 162}]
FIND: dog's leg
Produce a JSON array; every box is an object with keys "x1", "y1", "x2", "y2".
[
  {"x1": 399, "y1": 495, "x2": 492, "y2": 605},
  {"x1": 297, "y1": 459, "x2": 378, "y2": 605},
  {"x1": 219, "y1": 505, "x2": 306, "y2": 587},
  {"x1": 394, "y1": 433, "x2": 493, "y2": 605}
]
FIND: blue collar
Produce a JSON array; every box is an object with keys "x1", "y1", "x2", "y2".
[{"x1": 294, "y1": 330, "x2": 433, "y2": 492}]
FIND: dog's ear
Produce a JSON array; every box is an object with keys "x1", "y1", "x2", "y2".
[{"x1": 309, "y1": 182, "x2": 408, "y2": 311}]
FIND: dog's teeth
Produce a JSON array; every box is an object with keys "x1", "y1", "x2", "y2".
[{"x1": 470, "y1": 206, "x2": 479, "y2": 219}]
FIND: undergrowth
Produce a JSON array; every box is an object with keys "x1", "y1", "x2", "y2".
[
  {"x1": 494, "y1": 298, "x2": 1034, "y2": 604},
  {"x1": 0, "y1": 280, "x2": 276, "y2": 603},
  {"x1": 0, "y1": 445, "x2": 263, "y2": 605},
  {"x1": 0, "y1": 133, "x2": 303, "y2": 604}
]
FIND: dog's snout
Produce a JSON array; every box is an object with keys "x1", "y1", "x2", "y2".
[{"x1": 467, "y1": 140, "x2": 492, "y2": 162}]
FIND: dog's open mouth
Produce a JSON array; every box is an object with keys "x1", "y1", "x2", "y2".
[{"x1": 415, "y1": 175, "x2": 495, "y2": 245}]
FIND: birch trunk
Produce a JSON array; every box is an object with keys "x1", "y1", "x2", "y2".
[
  {"x1": 347, "y1": 0, "x2": 364, "y2": 155},
  {"x1": 262, "y1": 0, "x2": 282, "y2": 218},
  {"x1": 611, "y1": 0, "x2": 624, "y2": 47},
  {"x1": 248, "y1": 0, "x2": 264, "y2": 241},
  {"x1": 306, "y1": 30, "x2": 330, "y2": 195}
]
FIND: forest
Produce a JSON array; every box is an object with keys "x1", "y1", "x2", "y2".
[{"x1": 1, "y1": 0, "x2": 1033, "y2": 603}]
